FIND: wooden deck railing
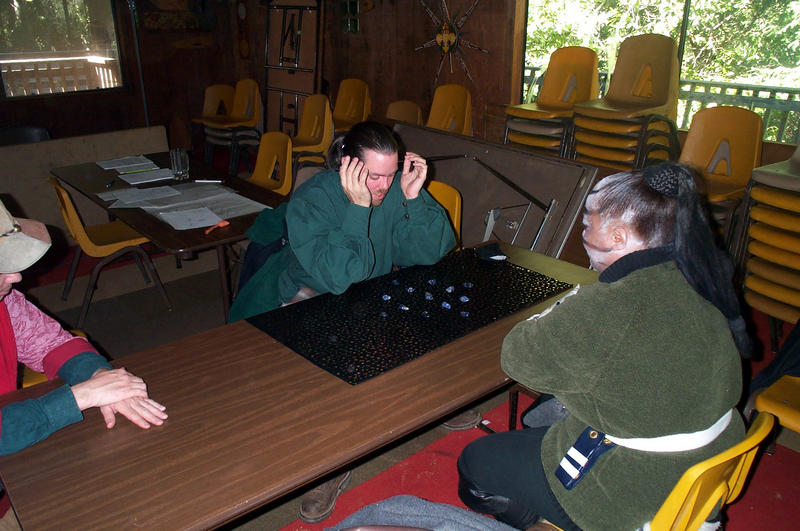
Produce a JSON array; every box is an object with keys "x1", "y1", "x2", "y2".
[
  {"x1": 1, "y1": 52, "x2": 120, "y2": 97},
  {"x1": 522, "y1": 67, "x2": 799, "y2": 144}
]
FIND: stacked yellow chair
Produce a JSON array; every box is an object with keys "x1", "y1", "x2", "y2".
[
  {"x1": 504, "y1": 46, "x2": 599, "y2": 158},
  {"x1": 332, "y1": 78, "x2": 371, "y2": 133},
  {"x1": 386, "y1": 100, "x2": 424, "y2": 125},
  {"x1": 426, "y1": 84, "x2": 472, "y2": 136},
  {"x1": 247, "y1": 131, "x2": 294, "y2": 196},
  {"x1": 572, "y1": 34, "x2": 680, "y2": 170},
  {"x1": 755, "y1": 375, "x2": 800, "y2": 444},
  {"x1": 192, "y1": 84, "x2": 235, "y2": 123},
  {"x1": 197, "y1": 78, "x2": 262, "y2": 176},
  {"x1": 292, "y1": 94, "x2": 334, "y2": 171},
  {"x1": 679, "y1": 106, "x2": 764, "y2": 241},
  {"x1": 735, "y1": 145, "x2": 800, "y2": 351}
]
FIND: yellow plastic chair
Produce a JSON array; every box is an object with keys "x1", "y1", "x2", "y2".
[
  {"x1": 192, "y1": 84, "x2": 235, "y2": 123},
  {"x1": 426, "y1": 84, "x2": 472, "y2": 136},
  {"x1": 247, "y1": 131, "x2": 293, "y2": 196},
  {"x1": 199, "y1": 78, "x2": 262, "y2": 176},
  {"x1": 505, "y1": 46, "x2": 599, "y2": 158},
  {"x1": 680, "y1": 106, "x2": 763, "y2": 204},
  {"x1": 646, "y1": 411, "x2": 774, "y2": 531},
  {"x1": 292, "y1": 94, "x2": 334, "y2": 168},
  {"x1": 386, "y1": 100, "x2": 424, "y2": 125},
  {"x1": 733, "y1": 178, "x2": 800, "y2": 349},
  {"x1": 49, "y1": 178, "x2": 171, "y2": 328},
  {"x1": 572, "y1": 34, "x2": 680, "y2": 169},
  {"x1": 754, "y1": 375, "x2": 800, "y2": 435},
  {"x1": 426, "y1": 180, "x2": 462, "y2": 248},
  {"x1": 333, "y1": 78, "x2": 371, "y2": 132}
]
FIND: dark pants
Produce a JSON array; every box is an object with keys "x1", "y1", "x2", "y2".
[
  {"x1": 457, "y1": 427, "x2": 581, "y2": 531},
  {"x1": 237, "y1": 237, "x2": 287, "y2": 292}
]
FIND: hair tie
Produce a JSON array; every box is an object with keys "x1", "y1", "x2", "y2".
[{"x1": 644, "y1": 163, "x2": 680, "y2": 197}]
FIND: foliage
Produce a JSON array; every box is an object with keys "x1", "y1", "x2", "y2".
[
  {"x1": 0, "y1": 0, "x2": 92, "y2": 53},
  {"x1": 525, "y1": 0, "x2": 800, "y2": 86}
]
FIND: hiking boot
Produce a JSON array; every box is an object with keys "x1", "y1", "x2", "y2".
[
  {"x1": 443, "y1": 408, "x2": 482, "y2": 430},
  {"x1": 298, "y1": 470, "x2": 351, "y2": 523}
]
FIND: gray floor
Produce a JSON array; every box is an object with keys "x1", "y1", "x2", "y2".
[{"x1": 27, "y1": 250, "x2": 506, "y2": 530}]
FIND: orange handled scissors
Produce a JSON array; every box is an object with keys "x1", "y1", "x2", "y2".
[{"x1": 204, "y1": 220, "x2": 230, "y2": 235}]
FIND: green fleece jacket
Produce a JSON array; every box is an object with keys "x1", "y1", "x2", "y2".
[
  {"x1": 229, "y1": 169, "x2": 456, "y2": 321},
  {"x1": 501, "y1": 247, "x2": 744, "y2": 530}
]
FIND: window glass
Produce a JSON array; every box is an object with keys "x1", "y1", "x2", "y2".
[
  {"x1": 523, "y1": 0, "x2": 800, "y2": 143},
  {"x1": 0, "y1": 0, "x2": 122, "y2": 97}
]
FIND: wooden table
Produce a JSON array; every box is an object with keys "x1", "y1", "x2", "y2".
[
  {"x1": 0, "y1": 245, "x2": 596, "y2": 530},
  {"x1": 50, "y1": 153, "x2": 286, "y2": 317}
]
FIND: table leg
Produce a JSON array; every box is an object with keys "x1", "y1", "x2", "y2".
[{"x1": 218, "y1": 244, "x2": 231, "y2": 321}]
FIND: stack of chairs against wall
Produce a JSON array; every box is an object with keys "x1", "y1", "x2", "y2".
[
  {"x1": 679, "y1": 105, "x2": 763, "y2": 243},
  {"x1": 332, "y1": 78, "x2": 371, "y2": 133},
  {"x1": 194, "y1": 79, "x2": 262, "y2": 177},
  {"x1": 504, "y1": 46, "x2": 599, "y2": 159},
  {"x1": 426, "y1": 84, "x2": 472, "y2": 136},
  {"x1": 291, "y1": 93, "x2": 334, "y2": 173},
  {"x1": 571, "y1": 33, "x2": 681, "y2": 170},
  {"x1": 732, "y1": 145, "x2": 800, "y2": 353}
]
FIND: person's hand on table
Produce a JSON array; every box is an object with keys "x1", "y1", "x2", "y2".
[
  {"x1": 71, "y1": 368, "x2": 167, "y2": 429},
  {"x1": 340, "y1": 155, "x2": 372, "y2": 207},
  {"x1": 100, "y1": 397, "x2": 167, "y2": 429},
  {"x1": 400, "y1": 152, "x2": 427, "y2": 200}
]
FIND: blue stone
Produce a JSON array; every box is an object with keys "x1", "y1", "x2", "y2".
[
  {"x1": 441, "y1": 302, "x2": 451, "y2": 309},
  {"x1": 398, "y1": 304, "x2": 410, "y2": 311},
  {"x1": 381, "y1": 294, "x2": 391, "y2": 301},
  {"x1": 391, "y1": 279, "x2": 400, "y2": 285},
  {"x1": 459, "y1": 295, "x2": 470, "y2": 303},
  {"x1": 460, "y1": 311, "x2": 470, "y2": 317},
  {"x1": 445, "y1": 285, "x2": 455, "y2": 293},
  {"x1": 424, "y1": 291, "x2": 434, "y2": 300},
  {"x1": 421, "y1": 310, "x2": 430, "y2": 318},
  {"x1": 463, "y1": 282, "x2": 473, "y2": 288},
  {"x1": 406, "y1": 286, "x2": 415, "y2": 293},
  {"x1": 427, "y1": 279, "x2": 436, "y2": 285},
  {"x1": 379, "y1": 311, "x2": 389, "y2": 318}
]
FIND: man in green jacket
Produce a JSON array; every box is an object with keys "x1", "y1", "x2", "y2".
[
  {"x1": 229, "y1": 121, "x2": 456, "y2": 323},
  {"x1": 229, "y1": 121, "x2": 456, "y2": 523}
]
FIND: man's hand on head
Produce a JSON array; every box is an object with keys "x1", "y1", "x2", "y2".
[
  {"x1": 401, "y1": 152, "x2": 427, "y2": 200},
  {"x1": 340, "y1": 155, "x2": 372, "y2": 207}
]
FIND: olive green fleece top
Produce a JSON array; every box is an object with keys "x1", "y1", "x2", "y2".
[
  {"x1": 501, "y1": 247, "x2": 744, "y2": 530},
  {"x1": 228, "y1": 170, "x2": 456, "y2": 322}
]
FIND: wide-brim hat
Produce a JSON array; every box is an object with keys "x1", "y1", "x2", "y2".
[{"x1": 0, "y1": 200, "x2": 51, "y2": 273}]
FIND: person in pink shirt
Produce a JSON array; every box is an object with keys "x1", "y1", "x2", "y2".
[{"x1": 0, "y1": 199, "x2": 167, "y2": 526}]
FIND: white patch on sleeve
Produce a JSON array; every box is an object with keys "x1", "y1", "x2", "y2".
[{"x1": 526, "y1": 284, "x2": 581, "y2": 322}]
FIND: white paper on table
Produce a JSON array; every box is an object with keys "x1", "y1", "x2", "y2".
[
  {"x1": 158, "y1": 207, "x2": 223, "y2": 230},
  {"x1": 118, "y1": 168, "x2": 175, "y2": 185},
  {"x1": 98, "y1": 186, "x2": 180, "y2": 205},
  {"x1": 97, "y1": 155, "x2": 155, "y2": 171}
]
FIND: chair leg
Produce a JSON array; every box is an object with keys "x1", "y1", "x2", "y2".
[
  {"x1": 62, "y1": 246, "x2": 82, "y2": 301},
  {"x1": 132, "y1": 251, "x2": 151, "y2": 284},
  {"x1": 769, "y1": 316, "x2": 783, "y2": 354},
  {"x1": 509, "y1": 386, "x2": 520, "y2": 431},
  {"x1": 77, "y1": 262, "x2": 103, "y2": 329},
  {"x1": 228, "y1": 139, "x2": 240, "y2": 177},
  {"x1": 204, "y1": 141, "x2": 215, "y2": 166},
  {"x1": 133, "y1": 247, "x2": 172, "y2": 311}
]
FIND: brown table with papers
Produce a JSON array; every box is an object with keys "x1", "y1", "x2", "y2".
[
  {"x1": 0, "y1": 245, "x2": 595, "y2": 530},
  {"x1": 50, "y1": 153, "x2": 286, "y2": 316}
]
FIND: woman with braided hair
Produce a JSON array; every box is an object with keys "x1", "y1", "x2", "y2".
[{"x1": 457, "y1": 162, "x2": 749, "y2": 530}]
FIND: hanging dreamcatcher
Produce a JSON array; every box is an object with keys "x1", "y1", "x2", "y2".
[{"x1": 414, "y1": 0, "x2": 489, "y2": 86}]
